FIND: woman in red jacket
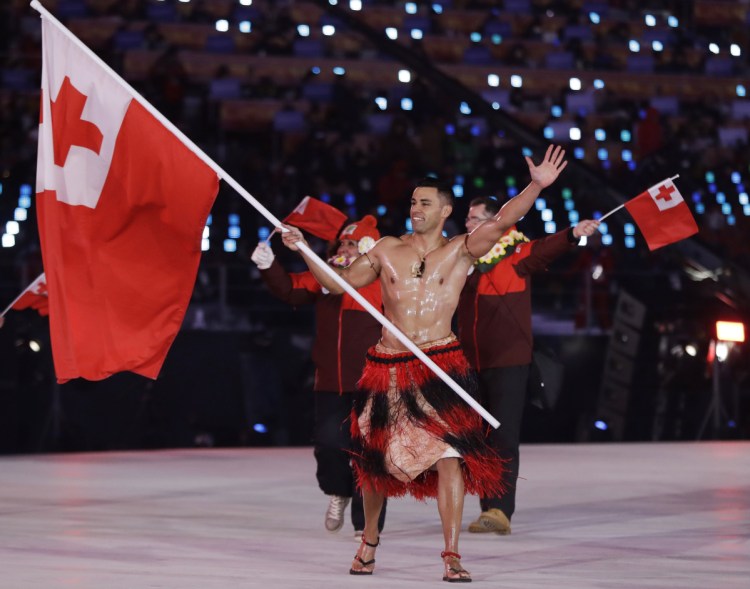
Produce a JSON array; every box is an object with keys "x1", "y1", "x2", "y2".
[{"x1": 251, "y1": 215, "x2": 386, "y2": 538}]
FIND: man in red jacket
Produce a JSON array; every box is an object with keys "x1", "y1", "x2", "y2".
[
  {"x1": 458, "y1": 196, "x2": 598, "y2": 535},
  {"x1": 251, "y1": 215, "x2": 386, "y2": 538}
]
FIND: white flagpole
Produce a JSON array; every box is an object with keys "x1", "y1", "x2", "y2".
[
  {"x1": 599, "y1": 175, "x2": 680, "y2": 221},
  {"x1": 30, "y1": 1, "x2": 499, "y2": 428},
  {"x1": 1, "y1": 273, "x2": 46, "y2": 317}
]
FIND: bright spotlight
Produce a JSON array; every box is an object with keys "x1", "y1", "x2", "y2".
[{"x1": 716, "y1": 321, "x2": 745, "y2": 343}]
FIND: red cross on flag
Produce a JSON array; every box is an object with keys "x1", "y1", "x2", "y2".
[
  {"x1": 36, "y1": 16, "x2": 219, "y2": 383},
  {"x1": 624, "y1": 178, "x2": 699, "y2": 251},
  {"x1": 2, "y1": 273, "x2": 49, "y2": 318}
]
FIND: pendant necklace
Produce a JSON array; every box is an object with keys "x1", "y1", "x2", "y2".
[{"x1": 410, "y1": 240, "x2": 443, "y2": 278}]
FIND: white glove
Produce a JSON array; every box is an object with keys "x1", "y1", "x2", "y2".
[{"x1": 251, "y1": 242, "x2": 275, "y2": 270}]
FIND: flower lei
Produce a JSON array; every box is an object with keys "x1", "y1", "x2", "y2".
[{"x1": 474, "y1": 229, "x2": 529, "y2": 273}]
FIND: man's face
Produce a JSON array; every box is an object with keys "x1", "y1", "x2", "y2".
[
  {"x1": 336, "y1": 239, "x2": 359, "y2": 258},
  {"x1": 465, "y1": 204, "x2": 493, "y2": 233},
  {"x1": 410, "y1": 187, "x2": 451, "y2": 234}
]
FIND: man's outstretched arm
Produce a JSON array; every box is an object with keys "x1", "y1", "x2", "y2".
[
  {"x1": 466, "y1": 144, "x2": 568, "y2": 258},
  {"x1": 280, "y1": 224, "x2": 381, "y2": 294}
]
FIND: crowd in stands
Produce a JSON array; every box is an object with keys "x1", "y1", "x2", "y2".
[{"x1": 1, "y1": 0, "x2": 749, "y2": 327}]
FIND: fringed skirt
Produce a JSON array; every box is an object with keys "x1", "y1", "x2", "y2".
[{"x1": 351, "y1": 335, "x2": 506, "y2": 500}]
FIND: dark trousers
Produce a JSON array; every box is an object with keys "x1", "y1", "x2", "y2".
[
  {"x1": 477, "y1": 364, "x2": 530, "y2": 520},
  {"x1": 313, "y1": 391, "x2": 386, "y2": 531}
]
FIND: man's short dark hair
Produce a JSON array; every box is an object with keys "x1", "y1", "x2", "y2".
[
  {"x1": 416, "y1": 177, "x2": 454, "y2": 207},
  {"x1": 469, "y1": 196, "x2": 500, "y2": 216}
]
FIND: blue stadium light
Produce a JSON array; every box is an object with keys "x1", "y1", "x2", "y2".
[
  {"x1": 206, "y1": 214, "x2": 213, "y2": 226},
  {"x1": 622, "y1": 149, "x2": 632, "y2": 162},
  {"x1": 401, "y1": 97, "x2": 413, "y2": 110},
  {"x1": 215, "y1": 19, "x2": 229, "y2": 33},
  {"x1": 621, "y1": 130, "x2": 631, "y2": 142},
  {"x1": 385, "y1": 27, "x2": 398, "y2": 40},
  {"x1": 737, "y1": 183, "x2": 745, "y2": 193},
  {"x1": 344, "y1": 192, "x2": 356, "y2": 205},
  {"x1": 568, "y1": 211, "x2": 579, "y2": 223},
  {"x1": 411, "y1": 29, "x2": 423, "y2": 40},
  {"x1": 551, "y1": 105, "x2": 562, "y2": 117},
  {"x1": 377, "y1": 205, "x2": 387, "y2": 216},
  {"x1": 731, "y1": 172, "x2": 741, "y2": 184},
  {"x1": 239, "y1": 21, "x2": 252, "y2": 33},
  {"x1": 321, "y1": 193, "x2": 331, "y2": 203},
  {"x1": 744, "y1": 205, "x2": 750, "y2": 216},
  {"x1": 240, "y1": 0, "x2": 253, "y2": 6},
  {"x1": 627, "y1": 161, "x2": 637, "y2": 171},
  {"x1": 705, "y1": 171, "x2": 715, "y2": 183},
  {"x1": 6, "y1": 221, "x2": 19, "y2": 235},
  {"x1": 544, "y1": 221, "x2": 556, "y2": 234},
  {"x1": 20, "y1": 183, "x2": 32, "y2": 196},
  {"x1": 510, "y1": 75, "x2": 523, "y2": 88},
  {"x1": 602, "y1": 234, "x2": 613, "y2": 245},
  {"x1": 453, "y1": 184, "x2": 464, "y2": 197},
  {"x1": 644, "y1": 14, "x2": 656, "y2": 27},
  {"x1": 322, "y1": 25, "x2": 336, "y2": 36},
  {"x1": 739, "y1": 192, "x2": 749, "y2": 205},
  {"x1": 708, "y1": 183, "x2": 717, "y2": 193},
  {"x1": 543, "y1": 126, "x2": 554, "y2": 139},
  {"x1": 405, "y1": 218, "x2": 413, "y2": 231},
  {"x1": 442, "y1": 230, "x2": 448, "y2": 237},
  {"x1": 593, "y1": 211, "x2": 602, "y2": 220},
  {"x1": 602, "y1": 160, "x2": 611, "y2": 170},
  {"x1": 445, "y1": 124, "x2": 455, "y2": 135},
  {"x1": 228, "y1": 226, "x2": 241, "y2": 239},
  {"x1": 491, "y1": 34, "x2": 502, "y2": 45},
  {"x1": 470, "y1": 124, "x2": 481, "y2": 137},
  {"x1": 491, "y1": 102, "x2": 500, "y2": 110},
  {"x1": 456, "y1": 175, "x2": 464, "y2": 185},
  {"x1": 652, "y1": 40, "x2": 664, "y2": 52},
  {"x1": 574, "y1": 147, "x2": 584, "y2": 159},
  {"x1": 14, "y1": 207, "x2": 27, "y2": 222},
  {"x1": 731, "y1": 44, "x2": 741, "y2": 57},
  {"x1": 727, "y1": 215, "x2": 736, "y2": 226},
  {"x1": 564, "y1": 200, "x2": 575, "y2": 211},
  {"x1": 594, "y1": 79, "x2": 605, "y2": 89},
  {"x1": 470, "y1": 32, "x2": 482, "y2": 42},
  {"x1": 201, "y1": 238, "x2": 209, "y2": 251},
  {"x1": 625, "y1": 236, "x2": 636, "y2": 248},
  {"x1": 738, "y1": 85, "x2": 747, "y2": 97},
  {"x1": 375, "y1": 96, "x2": 387, "y2": 110},
  {"x1": 297, "y1": 24, "x2": 310, "y2": 37},
  {"x1": 709, "y1": 43, "x2": 719, "y2": 55},
  {"x1": 598, "y1": 222, "x2": 608, "y2": 234},
  {"x1": 589, "y1": 12, "x2": 600, "y2": 24},
  {"x1": 460, "y1": 102, "x2": 472, "y2": 115},
  {"x1": 594, "y1": 420, "x2": 608, "y2": 431},
  {"x1": 311, "y1": 66, "x2": 321, "y2": 75},
  {"x1": 595, "y1": 128, "x2": 606, "y2": 141},
  {"x1": 405, "y1": 2, "x2": 417, "y2": 14},
  {"x1": 624, "y1": 223, "x2": 635, "y2": 236},
  {"x1": 488, "y1": 74, "x2": 500, "y2": 87},
  {"x1": 692, "y1": 191, "x2": 702, "y2": 202},
  {"x1": 629, "y1": 40, "x2": 640, "y2": 52},
  {"x1": 0, "y1": 182, "x2": 2, "y2": 195},
  {"x1": 333, "y1": 66, "x2": 346, "y2": 75},
  {"x1": 597, "y1": 148, "x2": 609, "y2": 161},
  {"x1": 258, "y1": 227, "x2": 270, "y2": 240},
  {"x1": 350, "y1": 0, "x2": 362, "y2": 10},
  {"x1": 2, "y1": 234, "x2": 15, "y2": 248},
  {"x1": 521, "y1": 147, "x2": 532, "y2": 157},
  {"x1": 535, "y1": 198, "x2": 547, "y2": 211},
  {"x1": 329, "y1": 0, "x2": 338, "y2": 5},
  {"x1": 721, "y1": 203, "x2": 731, "y2": 215},
  {"x1": 229, "y1": 214, "x2": 240, "y2": 226},
  {"x1": 667, "y1": 16, "x2": 678, "y2": 27},
  {"x1": 19, "y1": 195, "x2": 32, "y2": 209},
  {"x1": 716, "y1": 192, "x2": 726, "y2": 204},
  {"x1": 695, "y1": 203, "x2": 705, "y2": 214},
  {"x1": 541, "y1": 209, "x2": 553, "y2": 222},
  {"x1": 507, "y1": 186, "x2": 518, "y2": 198},
  {"x1": 253, "y1": 423, "x2": 267, "y2": 434},
  {"x1": 432, "y1": 4, "x2": 444, "y2": 15}
]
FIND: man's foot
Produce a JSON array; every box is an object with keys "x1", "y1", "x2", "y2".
[
  {"x1": 325, "y1": 495, "x2": 350, "y2": 532},
  {"x1": 350, "y1": 535, "x2": 379, "y2": 575},
  {"x1": 441, "y1": 551, "x2": 471, "y2": 583},
  {"x1": 467, "y1": 508, "x2": 511, "y2": 535}
]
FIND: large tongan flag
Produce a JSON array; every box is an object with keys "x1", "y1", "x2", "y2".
[
  {"x1": 624, "y1": 178, "x2": 699, "y2": 251},
  {"x1": 36, "y1": 17, "x2": 219, "y2": 382}
]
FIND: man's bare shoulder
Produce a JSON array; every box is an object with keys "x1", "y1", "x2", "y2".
[{"x1": 372, "y1": 235, "x2": 404, "y2": 251}]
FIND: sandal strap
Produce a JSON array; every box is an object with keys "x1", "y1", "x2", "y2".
[
  {"x1": 441, "y1": 551, "x2": 461, "y2": 560},
  {"x1": 362, "y1": 536, "x2": 380, "y2": 548},
  {"x1": 354, "y1": 556, "x2": 376, "y2": 567}
]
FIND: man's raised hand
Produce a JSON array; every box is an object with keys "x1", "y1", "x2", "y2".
[{"x1": 525, "y1": 144, "x2": 568, "y2": 189}]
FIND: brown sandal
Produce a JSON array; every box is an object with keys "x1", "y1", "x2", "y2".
[
  {"x1": 441, "y1": 551, "x2": 472, "y2": 583},
  {"x1": 350, "y1": 535, "x2": 380, "y2": 575}
]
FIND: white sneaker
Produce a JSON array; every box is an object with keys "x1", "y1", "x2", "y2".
[
  {"x1": 324, "y1": 495, "x2": 350, "y2": 532},
  {"x1": 354, "y1": 529, "x2": 363, "y2": 542}
]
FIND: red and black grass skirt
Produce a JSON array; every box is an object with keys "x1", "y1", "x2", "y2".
[{"x1": 351, "y1": 335, "x2": 506, "y2": 500}]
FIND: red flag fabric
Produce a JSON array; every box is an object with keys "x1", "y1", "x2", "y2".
[
  {"x1": 624, "y1": 178, "x2": 698, "y2": 251},
  {"x1": 283, "y1": 196, "x2": 347, "y2": 241},
  {"x1": 4, "y1": 273, "x2": 49, "y2": 317},
  {"x1": 36, "y1": 19, "x2": 219, "y2": 383}
]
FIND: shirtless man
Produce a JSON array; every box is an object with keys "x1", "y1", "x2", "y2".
[{"x1": 281, "y1": 144, "x2": 568, "y2": 582}]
